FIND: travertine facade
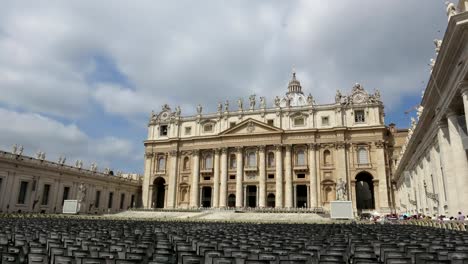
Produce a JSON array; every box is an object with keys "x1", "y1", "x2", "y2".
[
  {"x1": 394, "y1": 7, "x2": 468, "y2": 217},
  {"x1": 0, "y1": 150, "x2": 142, "y2": 214},
  {"x1": 143, "y1": 72, "x2": 399, "y2": 213}
]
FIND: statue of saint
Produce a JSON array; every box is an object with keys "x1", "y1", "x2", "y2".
[
  {"x1": 237, "y1": 98, "x2": 243, "y2": 111},
  {"x1": 12, "y1": 144, "x2": 17, "y2": 154},
  {"x1": 217, "y1": 102, "x2": 222, "y2": 113},
  {"x1": 18, "y1": 145, "x2": 24, "y2": 156},
  {"x1": 249, "y1": 94, "x2": 256, "y2": 110},
  {"x1": 434, "y1": 39, "x2": 442, "y2": 53},
  {"x1": 336, "y1": 178, "x2": 347, "y2": 201},
  {"x1": 260, "y1": 97, "x2": 266, "y2": 109},
  {"x1": 307, "y1": 93, "x2": 315, "y2": 105},
  {"x1": 335, "y1": 90, "x2": 342, "y2": 104},
  {"x1": 175, "y1": 106, "x2": 181, "y2": 116},
  {"x1": 90, "y1": 162, "x2": 97, "y2": 172},
  {"x1": 416, "y1": 105, "x2": 424, "y2": 119},
  {"x1": 224, "y1": 100, "x2": 229, "y2": 112},
  {"x1": 196, "y1": 104, "x2": 203, "y2": 115},
  {"x1": 150, "y1": 110, "x2": 156, "y2": 121},
  {"x1": 374, "y1": 89, "x2": 381, "y2": 101},
  {"x1": 274, "y1": 96, "x2": 281, "y2": 107},
  {"x1": 446, "y1": 2, "x2": 457, "y2": 20},
  {"x1": 78, "y1": 183, "x2": 87, "y2": 202}
]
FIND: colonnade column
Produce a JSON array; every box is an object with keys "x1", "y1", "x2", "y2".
[
  {"x1": 167, "y1": 150, "x2": 178, "y2": 208},
  {"x1": 219, "y1": 148, "x2": 228, "y2": 208},
  {"x1": 275, "y1": 145, "x2": 284, "y2": 208},
  {"x1": 235, "y1": 147, "x2": 243, "y2": 207},
  {"x1": 461, "y1": 83, "x2": 468, "y2": 128},
  {"x1": 258, "y1": 146, "x2": 266, "y2": 208},
  {"x1": 190, "y1": 150, "x2": 200, "y2": 208},
  {"x1": 437, "y1": 120, "x2": 457, "y2": 214},
  {"x1": 447, "y1": 110, "x2": 468, "y2": 212},
  {"x1": 212, "y1": 149, "x2": 220, "y2": 208},
  {"x1": 284, "y1": 145, "x2": 293, "y2": 208},
  {"x1": 308, "y1": 144, "x2": 317, "y2": 208},
  {"x1": 142, "y1": 153, "x2": 153, "y2": 208}
]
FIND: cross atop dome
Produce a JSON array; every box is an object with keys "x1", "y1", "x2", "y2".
[{"x1": 287, "y1": 69, "x2": 303, "y2": 94}]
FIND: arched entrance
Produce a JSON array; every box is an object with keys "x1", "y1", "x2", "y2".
[
  {"x1": 228, "y1": 194, "x2": 236, "y2": 207},
  {"x1": 201, "y1": 187, "x2": 212, "y2": 208},
  {"x1": 152, "y1": 177, "x2": 166, "y2": 208},
  {"x1": 267, "y1": 193, "x2": 275, "y2": 208},
  {"x1": 355, "y1": 172, "x2": 375, "y2": 210}
]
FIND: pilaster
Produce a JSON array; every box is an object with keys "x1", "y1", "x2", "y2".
[
  {"x1": 258, "y1": 146, "x2": 266, "y2": 208},
  {"x1": 308, "y1": 143, "x2": 318, "y2": 208},
  {"x1": 235, "y1": 147, "x2": 243, "y2": 207},
  {"x1": 219, "y1": 148, "x2": 228, "y2": 208},
  {"x1": 190, "y1": 150, "x2": 200, "y2": 208},
  {"x1": 284, "y1": 145, "x2": 293, "y2": 208},
  {"x1": 213, "y1": 149, "x2": 220, "y2": 208},
  {"x1": 167, "y1": 150, "x2": 178, "y2": 208}
]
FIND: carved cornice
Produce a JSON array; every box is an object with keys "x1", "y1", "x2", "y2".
[
  {"x1": 307, "y1": 143, "x2": 319, "y2": 150},
  {"x1": 169, "y1": 150, "x2": 178, "y2": 157},
  {"x1": 145, "y1": 152, "x2": 154, "y2": 158},
  {"x1": 274, "y1": 144, "x2": 283, "y2": 151},
  {"x1": 284, "y1": 145, "x2": 292, "y2": 151},
  {"x1": 220, "y1": 147, "x2": 228, "y2": 154},
  {"x1": 335, "y1": 142, "x2": 346, "y2": 149},
  {"x1": 258, "y1": 145, "x2": 266, "y2": 152},
  {"x1": 374, "y1": 140, "x2": 385, "y2": 149},
  {"x1": 235, "y1": 146, "x2": 243, "y2": 153},
  {"x1": 191, "y1": 150, "x2": 200, "y2": 156}
]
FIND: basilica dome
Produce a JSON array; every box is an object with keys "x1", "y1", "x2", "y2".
[{"x1": 279, "y1": 72, "x2": 309, "y2": 107}]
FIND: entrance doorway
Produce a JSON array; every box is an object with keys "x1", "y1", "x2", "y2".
[
  {"x1": 228, "y1": 194, "x2": 236, "y2": 207},
  {"x1": 296, "y1": 185, "x2": 308, "y2": 208},
  {"x1": 153, "y1": 177, "x2": 165, "y2": 208},
  {"x1": 355, "y1": 172, "x2": 375, "y2": 210},
  {"x1": 267, "y1": 193, "x2": 275, "y2": 208},
  {"x1": 201, "y1": 187, "x2": 212, "y2": 208},
  {"x1": 247, "y1": 186, "x2": 257, "y2": 208}
]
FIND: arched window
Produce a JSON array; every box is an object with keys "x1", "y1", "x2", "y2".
[
  {"x1": 323, "y1": 150, "x2": 331, "y2": 166},
  {"x1": 157, "y1": 156, "x2": 165, "y2": 172},
  {"x1": 357, "y1": 147, "x2": 369, "y2": 164},
  {"x1": 183, "y1": 157, "x2": 190, "y2": 170},
  {"x1": 325, "y1": 186, "x2": 333, "y2": 202},
  {"x1": 204, "y1": 154, "x2": 213, "y2": 169},
  {"x1": 229, "y1": 154, "x2": 236, "y2": 169},
  {"x1": 267, "y1": 152, "x2": 275, "y2": 167},
  {"x1": 297, "y1": 149, "x2": 305, "y2": 166},
  {"x1": 247, "y1": 151, "x2": 256, "y2": 167}
]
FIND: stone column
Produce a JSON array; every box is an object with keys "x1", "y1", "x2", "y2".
[
  {"x1": 375, "y1": 141, "x2": 390, "y2": 210},
  {"x1": 336, "y1": 142, "x2": 347, "y2": 193},
  {"x1": 308, "y1": 144, "x2": 318, "y2": 208},
  {"x1": 258, "y1": 146, "x2": 266, "y2": 208},
  {"x1": 461, "y1": 83, "x2": 468, "y2": 128},
  {"x1": 437, "y1": 120, "x2": 457, "y2": 214},
  {"x1": 235, "y1": 147, "x2": 243, "y2": 207},
  {"x1": 284, "y1": 145, "x2": 293, "y2": 208},
  {"x1": 190, "y1": 150, "x2": 200, "y2": 208},
  {"x1": 275, "y1": 145, "x2": 284, "y2": 208},
  {"x1": 219, "y1": 148, "x2": 228, "y2": 208},
  {"x1": 213, "y1": 149, "x2": 220, "y2": 208},
  {"x1": 447, "y1": 110, "x2": 468, "y2": 213},
  {"x1": 142, "y1": 153, "x2": 153, "y2": 208},
  {"x1": 167, "y1": 150, "x2": 178, "y2": 208}
]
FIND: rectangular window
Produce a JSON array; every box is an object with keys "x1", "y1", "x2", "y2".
[
  {"x1": 229, "y1": 175, "x2": 236, "y2": 180},
  {"x1": 95, "y1": 190, "x2": 101, "y2": 208},
  {"x1": 357, "y1": 148, "x2": 369, "y2": 164},
  {"x1": 321, "y1": 116, "x2": 329, "y2": 126},
  {"x1": 268, "y1": 174, "x2": 275, "y2": 179},
  {"x1": 41, "y1": 184, "x2": 51, "y2": 205},
  {"x1": 267, "y1": 119, "x2": 274, "y2": 126},
  {"x1": 119, "y1": 193, "x2": 125, "y2": 209},
  {"x1": 355, "y1": 110, "x2": 365, "y2": 123},
  {"x1": 204, "y1": 176, "x2": 211, "y2": 181},
  {"x1": 160, "y1": 125, "x2": 168, "y2": 136},
  {"x1": 297, "y1": 174, "x2": 305, "y2": 179},
  {"x1": 230, "y1": 122, "x2": 236, "y2": 128},
  {"x1": 204, "y1": 124, "x2": 213, "y2": 132},
  {"x1": 108, "y1": 192, "x2": 114, "y2": 209},
  {"x1": 17, "y1": 181, "x2": 28, "y2": 204},
  {"x1": 62, "y1": 187, "x2": 70, "y2": 205},
  {"x1": 130, "y1": 194, "x2": 135, "y2": 208},
  {"x1": 184, "y1": 126, "x2": 192, "y2": 135},
  {"x1": 294, "y1": 117, "x2": 305, "y2": 126}
]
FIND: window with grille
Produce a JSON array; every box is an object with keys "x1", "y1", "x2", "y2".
[
  {"x1": 18, "y1": 181, "x2": 28, "y2": 204},
  {"x1": 204, "y1": 154, "x2": 213, "y2": 169},
  {"x1": 160, "y1": 125, "x2": 168, "y2": 136},
  {"x1": 294, "y1": 117, "x2": 305, "y2": 126},
  {"x1": 184, "y1": 126, "x2": 192, "y2": 135},
  {"x1": 357, "y1": 147, "x2": 369, "y2": 164},
  {"x1": 355, "y1": 110, "x2": 365, "y2": 123},
  {"x1": 322, "y1": 116, "x2": 329, "y2": 126},
  {"x1": 41, "y1": 184, "x2": 51, "y2": 205},
  {"x1": 157, "y1": 157, "x2": 165, "y2": 172},
  {"x1": 204, "y1": 124, "x2": 213, "y2": 132},
  {"x1": 247, "y1": 152, "x2": 257, "y2": 167},
  {"x1": 267, "y1": 152, "x2": 275, "y2": 167},
  {"x1": 230, "y1": 154, "x2": 236, "y2": 169},
  {"x1": 297, "y1": 150, "x2": 306, "y2": 166}
]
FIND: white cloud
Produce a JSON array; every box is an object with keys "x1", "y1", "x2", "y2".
[{"x1": 0, "y1": 108, "x2": 138, "y2": 172}]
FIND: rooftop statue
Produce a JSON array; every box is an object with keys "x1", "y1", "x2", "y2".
[
  {"x1": 446, "y1": 2, "x2": 458, "y2": 20},
  {"x1": 249, "y1": 94, "x2": 256, "y2": 110},
  {"x1": 12, "y1": 144, "x2": 17, "y2": 155},
  {"x1": 434, "y1": 39, "x2": 442, "y2": 53},
  {"x1": 175, "y1": 106, "x2": 181, "y2": 116},
  {"x1": 307, "y1": 94, "x2": 315, "y2": 106},
  {"x1": 217, "y1": 102, "x2": 222, "y2": 113},
  {"x1": 237, "y1": 98, "x2": 243, "y2": 111},
  {"x1": 260, "y1": 97, "x2": 266, "y2": 109},
  {"x1": 17, "y1": 145, "x2": 23, "y2": 156},
  {"x1": 196, "y1": 104, "x2": 203, "y2": 115},
  {"x1": 274, "y1": 96, "x2": 281, "y2": 107},
  {"x1": 335, "y1": 90, "x2": 342, "y2": 104},
  {"x1": 224, "y1": 100, "x2": 229, "y2": 112}
]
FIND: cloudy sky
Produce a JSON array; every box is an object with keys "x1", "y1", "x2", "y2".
[{"x1": 0, "y1": 1, "x2": 448, "y2": 173}]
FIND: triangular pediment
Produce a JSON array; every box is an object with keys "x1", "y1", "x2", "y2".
[{"x1": 220, "y1": 118, "x2": 283, "y2": 136}]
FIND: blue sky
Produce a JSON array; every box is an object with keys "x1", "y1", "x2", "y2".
[{"x1": 0, "y1": 1, "x2": 449, "y2": 173}]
